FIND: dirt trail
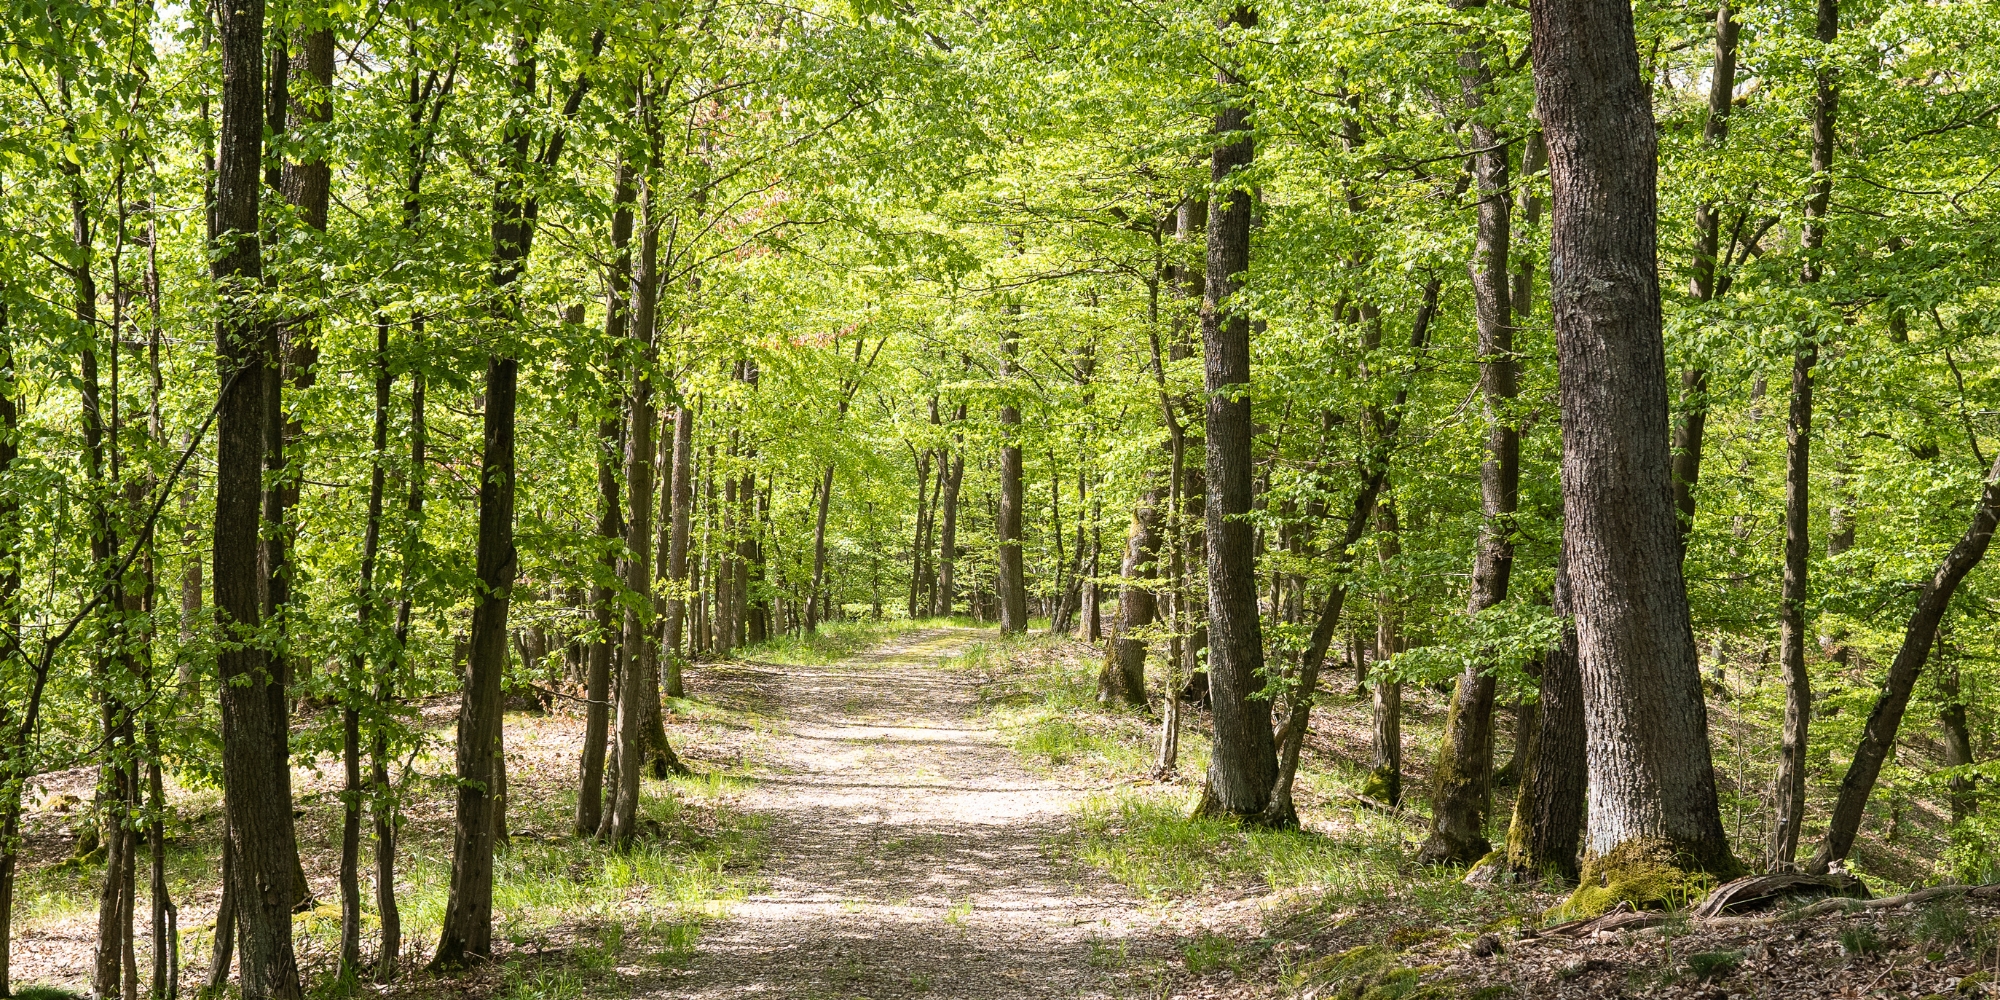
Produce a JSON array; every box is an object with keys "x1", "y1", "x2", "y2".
[{"x1": 663, "y1": 628, "x2": 1169, "y2": 999}]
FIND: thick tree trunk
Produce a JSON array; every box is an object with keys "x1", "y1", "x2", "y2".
[
  {"x1": 1421, "y1": 12, "x2": 1516, "y2": 865},
  {"x1": 1532, "y1": 0, "x2": 1738, "y2": 888},
  {"x1": 1099, "y1": 483, "x2": 1165, "y2": 706},
  {"x1": 213, "y1": 0, "x2": 305, "y2": 988},
  {"x1": 1502, "y1": 550, "x2": 1586, "y2": 881},
  {"x1": 1808, "y1": 448, "x2": 2000, "y2": 873},
  {"x1": 1774, "y1": 0, "x2": 1837, "y2": 871},
  {"x1": 1196, "y1": 4, "x2": 1276, "y2": 820},
  {"x1": 1672, "y1": 3, "x2": 1739, "y2": 552}
]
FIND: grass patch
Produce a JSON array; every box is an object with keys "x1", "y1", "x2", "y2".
[
  {"x1": 1072, "y1": 789, "x2": 1406, "y2": 900},
  {"x1": 967, "y1": 633, "x2": 1189, "y2": 779}
]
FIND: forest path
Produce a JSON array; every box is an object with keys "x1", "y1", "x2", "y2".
[{"x1": 661, "y1": 627, "x2": 1170, "y2": 999}]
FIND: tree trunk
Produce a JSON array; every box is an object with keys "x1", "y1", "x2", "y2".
[
  {"x1": 664, "y1": 406, "x2": 692, "y2": 695},
  {"x1": 1773, "y1": 0, "x2": 1837, "y2": 871},
  {"x1": 213, "y1": 0, "x2": 305, "y2": 986},
  {"x1": 935, "y1": 447, "x2": 963, "y2": 617},
  {"x1": 1941, "y1": 656, "x2": 1975, "y2": 826},
  {"x1": 1368, "y1": 500, "x2": 1403, "y2": 807},
  {"x1": 0, "y1": 325, "x2": 17, "y2": 998},
  {"x1": 1807, "y1": 448, "x2": 2000, "y2": 873},
  {"x1": 1672, "y1": 3, "x2": 1739, "y2": 552},
  {"x1": 342, "y1": 319, "x2": 391, "y2": 984},
  {"x1": 998, "y1": 332, "x2": 1029, "y2": 633},
  {"x1": 1421, "y1": 10, "x2": 1516, "y2": 865},
  {"x1": 576, "y1": 161, "x2": 632, "y2": 837},
  {"x1": 434, "y1": 32, "x2": 533, "y2": 971},
  {"x1": 377, "y1": 368, "x2": 424, "y2": 983},
  {"x1": 1532, "y1": 0, "x2": 1739, "y2": 888},
  {"x1": 807, "y1": 465, "x2": 835, "y2": 632},
  {"x1": 1771, "y1": 343, "x2": 1816, "y2": 868},
  {"x1": 1196, "y1": 4, "x2": 1276, "y2": 820},
  {"x1": 612, "y1": 165, "x2": 662, "y2": 847},
  {"x1": 1099, "y1": 483, "x2": 1165, "y2": 706},
  {"x1": 1502, "y1": 549, "x2": 1586, "y2": 882}
]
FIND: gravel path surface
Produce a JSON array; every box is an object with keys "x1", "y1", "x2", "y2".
[{"x1": 660, "y1": 628, "x2": 1170, "y2": 999}]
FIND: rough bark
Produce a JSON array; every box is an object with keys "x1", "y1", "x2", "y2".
[
  {"x1": 212, "y1": 0, "x2": 305, "y2": 986},
  {"x1": 1502, "y1": 550, "x2": 1586, "y2": 882},
  {"x1": 1421, "y1": 8, "x2": 1516, "y2": 865},
  {"x1": 1774, "y1": 0, "x2": 1838, "y2": 871},
  {"x1": 1671, "y1": 2, "x2": 1740, "y2": 552},
  {"x1": 1100, "y1": 483, "x2": 1165, "y2": 706},
  {"x1": 1196, "y1": 4, "x2": 1277, "y2": 819},
  {"x1": 1532, "y1": 0, "x2": 1738, "y2": 883},
  {"x1": 1808, "y1": 448, "x2": 2000, "y2": 873}
]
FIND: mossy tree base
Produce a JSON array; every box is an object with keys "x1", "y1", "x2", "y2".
[{"x1": 1562, "y1": 838, "x2": 1746, "y2": 918}]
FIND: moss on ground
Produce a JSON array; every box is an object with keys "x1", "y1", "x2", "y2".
[{"x1": 1564, "y1": 838, "x2": 1740, "y2": 917}]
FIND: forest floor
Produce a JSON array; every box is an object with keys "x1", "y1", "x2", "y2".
[{"x1": 8, "y1": 622, "x2": 1999, "y2": 999}]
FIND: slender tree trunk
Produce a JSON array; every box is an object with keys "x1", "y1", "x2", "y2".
[
  {"x1": 1772, "y1": 0, "x2": 1836, "y2": 871},
  {"x1": 997, "y1": 332, "x2": 1029, "y2": 632},
  {"x1": 0, "y1": 315, "x2": 18, "y2": 998},
  {"x1": 935, "y1": 402, "x2": 965, "y2": 617},
  {"x1": 577, "y1": 161, "x2": 632, "y2": 837},
  {"x1": 1532, "y1": 0, "x2": 1739, "y2": 887},
  {"x1": 1099, "y1": 483, "x2": 1165, "y2": 706},
  {"x1": 1770, "y1": 343, "x2": 1816, "y2": 868},
  {"x1": 909, "y1": 451, "x2": 932, "y2": 619},
  {"x1": 1421, "y1": 12, "x2": 1516, "y2": 865},
  {"x1": 435, "y1": 31, "x2": 534, "y2": 970},
  {"x1": 612, "y1": 165, "x2": 662, "y2": 848},
  {"x1": 337, "y1": 317, "x2": 392, "y2": 983},
  {"x1": 664, "y1": 406, "x2": 692, "y2": 695},
  {"x1": 1368, "y1": 500, "x2": 1403, "y2": 807},
  {"x1": 1499, "y1": 548, "x2": 1586, "y2": 881},
  {"x1": 1672, "y1": 3, "x2": 1739, "y2": 552},
  {"x1": 211, "y1": 0, "x2": 306, "y2": 985},
  {"x1": 1808, "y1": 448, "x2": 2000, "y2": 873},
  {"x1": 1196, "y1": 4, "x2": 1276, "y2": 819},
  {"x1": 1940, "y1": 657, "x2": 1975, "y2": 826},
  {"x1": 807, "y1": 464, "x2": 835, "y2": 632},
  {"x1": 376, "y1": 369, "x2": 424, "y2": 983}
]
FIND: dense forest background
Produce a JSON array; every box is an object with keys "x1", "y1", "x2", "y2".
[{"x1": 4, "y1": 0, "x2": 2000, "y2": 994}]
